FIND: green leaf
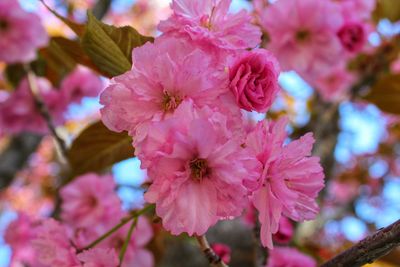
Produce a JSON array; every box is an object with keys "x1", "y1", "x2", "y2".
[
  {"x1": 364, "y1": 74, "x2": 400, "y2": 114},
  {"x1": 373, "y1": 0, "x2": 400, "y2": 23},
  {"x1": 39, "y1": 38, "x2": 78, "y2": 86},
  {"x1": 67, "y1": 121, "x2": 135, "y2": 177},
  {"x1": 5, "y1": 37, "x2": 99, "y2": 88},
  {"x1": 81, "y1": 12, "x2": 154, "y2": 77},
  {"x1": 51, "y1": 37, "x2": 102, "y2": 74}
]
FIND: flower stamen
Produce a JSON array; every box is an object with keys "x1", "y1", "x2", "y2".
[
  {"x1": 190, "y1": 158, "x2": 211, "y2": 181},
  {"x1": 162, "y1": 91, "x2": 182, "y2": 112},
  {"x1": 295, "y1": 29, "x2": 310, "y2": 42},
  {"x1": 0, "y1": 20, "x2": 9, "y2": 31}
]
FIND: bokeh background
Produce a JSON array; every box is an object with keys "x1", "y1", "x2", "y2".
[{"x1": 1, "y1": 0, "x2": 400, "y2": 266}]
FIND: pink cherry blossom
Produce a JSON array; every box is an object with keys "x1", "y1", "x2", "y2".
[
  {"x1": 77, "y1": 248, "x2": 119, "y2": 267},
  {"x1": 266, "y1": 247, "x2": 316, "y2": 267},
  {"x1": 60, "y1": 66, "x2": 103, "y2": 104},
  {"x1": 159, "y1": 0, "x2": 261, "y2": 50},
  {"x1": 391, "y1": 57, "x2": 400, "y2": 74},
  {"x1": 335, "y1": 0, "x2": 374, "y2": 55},
  {"x1": 139, "y1": 101, "x2": 261, "y2": 236},
  {"x1": 104, "y1": 217, "x2": 154, "y2": 267},
  {"x1": 258, "y1": 0, "x2": 344, "y2": 77},
  {"x1": 60, "y1": 173, "x2": 123, "y2": 229},
  {"x1": 0, "y1": 78, "x2": 67, "y2": 134},
  {"x1": 0, "y1": 0, "x2": 48, "y2": 63},
  {"x1": 229, "y1": 49, "x2": 280, "y2": 113},
  {"x1": 100, "y1": 37, "x2": 228, "y2": 135},
  {"x1": 311, "y1": 65, "x2": 356, "y2": 101},
  {"x1": 337, "y1": 0, "x2": 376, "y2": 20},
  {"x1": 31, "y1": 219, "x2": 81, "y2": 267},
  {"x1": 328, "y1": 180, "x2": 359, "y2": 204},
  {"x1": 246, "y1": 117, "x2": 324, "y2": 248},
  {"x1": 272, "y1": 216, "x2": 294, "y2": 245},
  {"x1": 134, "y1": 95, "x2": 246, "y2": 170},
  {"x1": 4, "y1": 213, "x2": 41, "y2": 266}
]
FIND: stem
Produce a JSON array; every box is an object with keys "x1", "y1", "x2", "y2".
[
  {"x1": 196, "y1": 235, "x2": 228, "y2": 267},
  {"x1": 321, "y1": 219, "x2": 400, "y2": 267},
  {"x1": 118, "y1": 217, "x2": 138, "y2": 267},
  {"x1": 24, "y1": 65, "x2": 68, "y2": 159},
  {"x1": 79, "y1": 205, "x2": 154, "y2": 252},
  {"x1": 254, "y1": 220, "x2": 268, "y2": 266}
]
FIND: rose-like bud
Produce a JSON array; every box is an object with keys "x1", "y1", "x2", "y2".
[
  {"x1": 272, "y1": 216, "x2": 294, "y2": 244},
  {"x1": 211, "y1": 243, "x2": 231, "y2": 264},
  {"x1": 229, "y1": 49, "x2": 280, "y2": 113},
  {"x1": 337, "y1": 22, "x2": 365, "y2": 53}
]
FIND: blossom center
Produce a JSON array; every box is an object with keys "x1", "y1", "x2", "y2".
[
  {"x1": 86, "y1": 195, "x2": 98, "y2": 208},
  {"x1": 0, "y1": 20, "x2": 8, "y2": 31},
  {"x1": 200, "y1": 15, "x2": 212, "y2": 30},
  {"x1": 162, "y1": 91, "x2": 182, "y2": 112},
  {"x1": 200, "y1": 7, "x2": 216, "y2": 30},
  {"x1": 190, "y1": 158, "x2": 210, "y2": 181},
  {"x1": 295, "y1": 29, "x2": 310, "y2": 42}
]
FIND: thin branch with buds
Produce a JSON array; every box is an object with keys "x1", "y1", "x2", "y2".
[
  {"x1": 118, "y1": 217, "x2": 138, "y2": 267},
  {"x1": 321, "y1": 219, "x2": 400, "y2": 267},
  {"x1": 196, "y1": 235, "x2": 228, "y2": 267},
  {"x1": 78, "y1": 204, "x2": 154, "y2": 253}
]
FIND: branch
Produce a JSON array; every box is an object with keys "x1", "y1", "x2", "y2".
[
  {"x1": 119, "y1": 217, "x2": 138, "y2": 267},
  {"x1": 196, "y1": 235, "x2": 228, "y2": 267},
  {"x1": 24, "y1": 66, "x2": 68, "y2": 160},
  {"x1": 321, "y1": 219, "x2": 400, "y2": 267},
  {"x1": 78, "y1": 205, "x2": 154, "y2": 252},
  {"x1": 0, "y1": 134, "x2": 42, "y2": 189},
  {"x1": 254, "y1": 220, "x2": 268, "y2": 266}
]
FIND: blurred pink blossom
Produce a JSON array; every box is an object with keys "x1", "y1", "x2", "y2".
[
  {"x1": 0, "y1": 0, "x2": 48, "y2": 63},
  {"x1": 0, "y1": 78, "x2": 66, "y2": 134},
  {"x1": 311, "y1": 65, "x2": 356, "y2": 101},
  {"x1": 258, "y1": 0, "x2": 343, "y2": 77},
  {"x1": 337, "y1": 22, "x2": 367, "y2": 53},
  {"x1": 266, "y1": 247, "x2": 316, "y2": 267},
  {"x1": 391, "y1": 57, "x2": 400, "y2": 74},
  {"x1": 273, "y1": 216, "x2": 294, "y2": 245},
  {"x1": 60, "y1": 66, "x2": 103, "y2": 104},
  {"x1": 337, "y1": 0, "x2": 376, "y2": 21},
  {"x1": 60, "y1": 173, "x2": 123, "y2": 229},
  {"x1": 211, "y1": 243, "x2": 231, "y2": 264},
  {"x1": 77, "y1": 248, "x2": 119, "y2": 267},
  {"x1": 5, "y1": 213, "x2": 42, "y2": 266},
  {"x1": 32, "y1": 219, "x2": 80, "y2": 267}
]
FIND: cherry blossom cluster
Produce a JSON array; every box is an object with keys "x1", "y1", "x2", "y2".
[
  {"x1": 101, "y1": 0, "x2": 325, "y2": 249},
  {"x1": 0, "y1": 66, "x2": 103, "y2": 134},
  {"x1": 0, "y1": 0, "x2": 102, "y2": 135},
  {"x1": 5, "y1": 173, "x2": 154, "y2": 267},
  {"x1": 255, "y1": 0, "x2": 376, "y2": 101}
]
